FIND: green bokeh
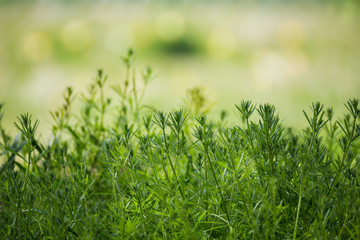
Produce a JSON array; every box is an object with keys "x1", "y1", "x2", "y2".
[{"x1": 0, "y1": 0, "x2": 359, "y2": 135}]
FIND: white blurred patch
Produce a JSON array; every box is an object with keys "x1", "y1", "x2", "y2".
[{"x1": 250, "y1": 49, "x2": 308, "y2": 90}]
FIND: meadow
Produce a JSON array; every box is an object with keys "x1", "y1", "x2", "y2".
[{"x1": 1, "y1": 50, "x2": 359, "y2": 239}]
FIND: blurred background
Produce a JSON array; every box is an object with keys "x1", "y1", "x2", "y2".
[{"x1": 0, "y1": 0, "x2": 359, "y2": 135}]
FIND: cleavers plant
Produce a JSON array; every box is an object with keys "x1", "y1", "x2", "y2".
[{"x1": 1, "y1": 50, "x2": 360, "y2": 239}]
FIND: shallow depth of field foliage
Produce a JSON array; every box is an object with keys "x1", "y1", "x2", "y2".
[
  {"x1": 1, "y1": 50, "x2": 360, "y2": 239},
  {"x1": 2, "y1": 1, "x2": 360, "y2": 131}
]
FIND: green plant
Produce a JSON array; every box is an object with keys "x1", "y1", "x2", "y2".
[{"x1": 1, "y1": 50, "x2": 360, "y2": 239}]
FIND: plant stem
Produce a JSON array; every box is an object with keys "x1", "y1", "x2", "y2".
[
  {"x1": 162, "y1": 128, "x2": 185, "y2": 201},
  {"x1": 204, "y1": 148, "x2": 231, "y2": 226},
  {"x1": 293, "y1": 135, "x2": 315, "y2": 240},
  {"x1": 328, "y1": 117, "x2": 357, "y2": 199}
]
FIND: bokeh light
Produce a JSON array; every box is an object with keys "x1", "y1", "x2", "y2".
[
  {"x1": 250, "y1": 49, "x2": 308, "y2": 90},
  {"x1": 60, "y1": 20, "x2": 93, "y2": 54},
  {"x1": 22, "y1": 31, "x2": 53, "y2": 63},
  {"x1": 170, "y1": 67, "x2": 200, "y2": 97},
  {"x1": 132, "y1": 20, "x2": 155, "y2": 49},
  {"x1": 207, "y1": 28, "x2": 238, "y2": 59},
  {"x1": 103, "y1": 29, "x2": 132, "y2": 54},
  {"x1": 277, "y1": 20, "x2": 305, "y2": 50},
  {"x1": 155, "y1": 11, "x2": 186, "y2": 42},
  {"x1": 0, "y1": 1, "x2": 359, "y2": 134}
]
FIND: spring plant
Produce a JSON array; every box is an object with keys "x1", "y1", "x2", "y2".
[{"x1": 1, "y1": 50, "x2": 360, "y2": 239}]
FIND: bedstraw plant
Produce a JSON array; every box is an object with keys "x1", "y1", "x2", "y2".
[{"x1": 1, "y1": 50, "x2": 360, "y2": 239}]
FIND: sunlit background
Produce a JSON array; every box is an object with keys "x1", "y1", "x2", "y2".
[{"x1": 0, "y1": 0, "x2": 359, "y2": 135}]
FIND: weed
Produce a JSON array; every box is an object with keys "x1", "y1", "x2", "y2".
[{"x1": 1, "y1": 50, "x2": 360, "y2": 239}]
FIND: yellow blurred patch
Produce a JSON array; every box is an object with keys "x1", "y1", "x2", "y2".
[
  {"x1": 155, "y1": 11, "x2": 186, "y2": 42},
  {"x1": 207, "y1": 28, "x2": 238, "y2": 59},
  {"x1": 277, "y1": 20, "x2": 305, "y2": 50},
  {"x1": 22, "y1": 31, "x2": 53, "y2": 62},
  {"x1": 170, "y1": 67, "x2": 200, "y2": 97},
  {"x1": 60, "y1": 20, "x2": 93, "y2": 53},
  {"x1": 132, "y1": 20, "x2": 155, "y2": 49}
]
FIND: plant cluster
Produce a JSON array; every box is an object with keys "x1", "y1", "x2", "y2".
[{"x1": 1, "y1": 50, "x2": 360, "y2": 239}]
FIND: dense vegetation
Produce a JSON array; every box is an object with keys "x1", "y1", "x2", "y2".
[{"x1": 1, "y1": 51, "x2": 359, "y2": 239}]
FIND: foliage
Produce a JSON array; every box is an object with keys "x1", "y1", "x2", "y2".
[{"x1": 0, "y1": 51, "x2": 360, "y2": 239}]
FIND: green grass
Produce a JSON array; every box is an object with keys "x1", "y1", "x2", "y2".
[{"x1": 1, "y1": 50, "x2": 360, "y2": 239}]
